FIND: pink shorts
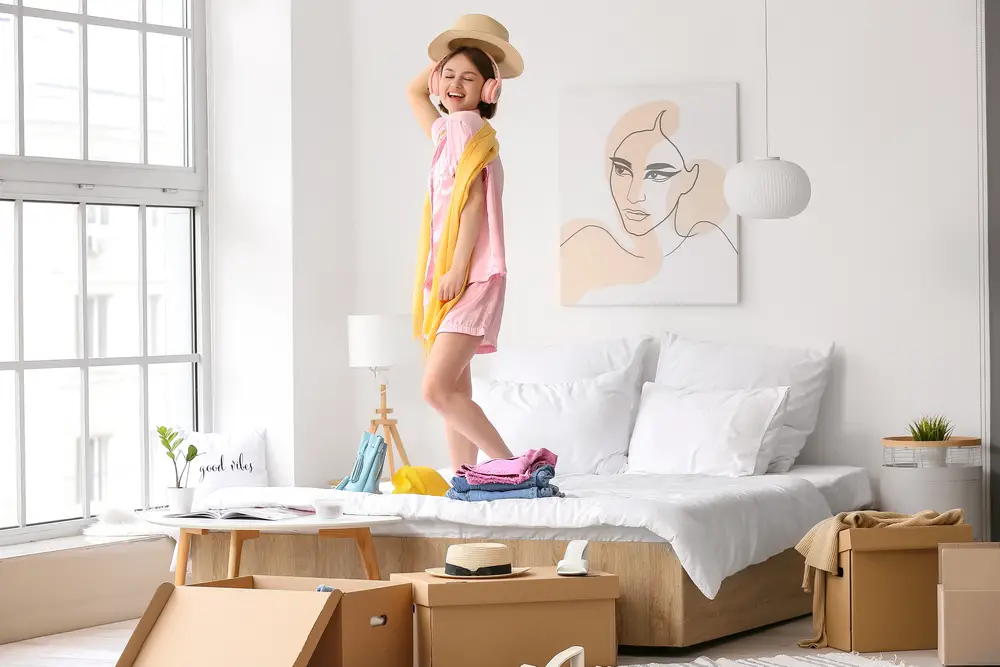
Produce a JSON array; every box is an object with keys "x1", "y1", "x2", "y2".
[{"x1": 425, "y1": 276, "x2": 506, "y2": 354}]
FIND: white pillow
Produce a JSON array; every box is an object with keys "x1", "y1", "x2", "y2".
[
  {"x1": 475, "y1": 335, "x2": 656, "y2": 384},
  {"x1": 471, "y1": 368, "x2": 640, "y2": 475},
  {"x1": 627, "y1": 384, "x2": 790, "y2": 477},
  {"x1": 177, "y1": 427, "x2": 269, "y2": 501},
  {"x1": 654, "y1": 331, "x2": 833, "y2": 473}
]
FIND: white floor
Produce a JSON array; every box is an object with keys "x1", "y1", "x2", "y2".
[{"x1": 0, "y1": 616, "x2": 942, "y2": 666}]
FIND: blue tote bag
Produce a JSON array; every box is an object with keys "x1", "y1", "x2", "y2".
[{"x1": 336, "y1": 431, "x2": 387, "y2": 493}]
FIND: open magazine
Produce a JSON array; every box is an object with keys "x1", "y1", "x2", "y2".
[{"x1": 166, "y1": 506, "x2": 314, "y2": 521}]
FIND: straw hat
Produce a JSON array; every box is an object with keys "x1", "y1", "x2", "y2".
[
  {"x1": 426, "y1": 543, "x2": 530, "y2": 579},
  {"x1": 428, "y1": 14, "x2": 524, "y2": 79}
]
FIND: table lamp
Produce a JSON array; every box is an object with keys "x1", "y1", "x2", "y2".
[{"x1": 347, "y1": 314, "x2": 413, "y2": 478}]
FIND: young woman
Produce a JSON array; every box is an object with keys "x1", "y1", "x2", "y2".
[{"x1": 408, "y1": 26, "x2": 523, "y2": 473}]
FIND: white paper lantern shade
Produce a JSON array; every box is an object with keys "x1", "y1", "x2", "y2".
[{"x1": 723, "y1": 156, "x2": 811, "y2": 220}]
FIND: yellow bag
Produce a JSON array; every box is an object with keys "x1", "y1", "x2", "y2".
[{"x1": 392, "y1": 466, "x2": 450, "y2": 497}]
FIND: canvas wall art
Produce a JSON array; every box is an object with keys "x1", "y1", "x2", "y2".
[{"x1": 559, "y1": 83, "x2": 739, "y2": 306}]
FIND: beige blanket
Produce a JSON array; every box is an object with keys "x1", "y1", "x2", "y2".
[{"x1": 795, "y1": 508, "x2": 965, "y2": 648}]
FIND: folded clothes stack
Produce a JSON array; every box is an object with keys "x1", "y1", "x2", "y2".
[{"x1": 446, "y1": 448, "x2": 565, "y2": 501}]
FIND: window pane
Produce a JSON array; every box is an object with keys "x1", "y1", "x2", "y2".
[
  {"x1": 0, "y1": 372, "x2": 16, "y2": 529},
  {"x1": 25, "y1": 368, "x2": 81, "y2": 524},
  {"x1": 0, "y1": 201, "x2": 14, "y2": 362},
  {"x1": 23, "y1": 202, "x2": 79, "y2": 361},
  {"x1": 147, "y1": 207, "x2": 192, "y2": 355},
  {"x1": 0, "y1": 14, "x2": 15, "y2": 155},
  {"x1": 88, "y1": 26, "x2": 141, "y2": 163},
  {"x1": 88, "y1": 0, "x2": 139, "y2": 22},
  {"x1": 24, "y1": 0, "x2": 80, "y2": 11},
  {"x1": 24, "y1": 18, "x2": 81, "y2": 159},
  {"x1": 148, "y1": 362, "x2": 193, "y2": 507},
  {"x1": 86, "y1": 205, "x2": 140, "y2": 358},
  {"x1": 145, "y1": 0, "x2": 185, "y2": 28},
  {"x1": 146, "y1": 33, "x2": 186, "y2": 166},
  {"x1": 89, "y1": 366, "x2": 141, "y2": 514}
]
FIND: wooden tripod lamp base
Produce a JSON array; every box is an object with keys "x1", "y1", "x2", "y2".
[{"x1": 370, "y1": 382, "x2": 410, "y2": 478}]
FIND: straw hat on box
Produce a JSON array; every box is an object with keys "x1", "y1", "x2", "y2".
[
  {"x1": 428, "y1": 14, "x2": 524, "y2": 79},
  {"x1": 426, "y1": 543, "x2": 530, "y2": 579}
]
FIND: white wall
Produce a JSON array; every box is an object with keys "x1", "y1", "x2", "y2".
[
  {"x1": 289, "y1": 0, "x2": 356, "y2": 486},
  {"x1": 207, "y1": 0, "x2": 295, "y2": 484},
  {"x1": 349, "y1": 0, "x2": 986, "y2": 488},
  {"x1": 208, "y1": 0, "x2": 358, "y2": 485}
]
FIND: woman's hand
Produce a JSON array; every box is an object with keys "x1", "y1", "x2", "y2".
[{"x1": 438, "y1": 269, "x2": 466, "y2": 302}]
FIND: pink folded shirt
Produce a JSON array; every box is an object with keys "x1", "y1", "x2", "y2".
[{"x1": 457, "y1": 448, "x2": 558, "y2": 486}]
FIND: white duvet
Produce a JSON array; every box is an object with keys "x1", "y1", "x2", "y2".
[{"x1": 200, "y1": 472, "x2": 831, "y2": 599}]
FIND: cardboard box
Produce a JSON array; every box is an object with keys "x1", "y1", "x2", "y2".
[
  {"x1": 938, "y1": 542, "x2": 1000, "y2": 666},
  {"x1": 117, "y1": 575, "x2": 412, "y2": 667},
  {"x1": 824, "y1": 524, "x2": 973, "y2": 653},
  {"x1": 391, "y1": 567, "x2": 618, "y2": 667}
]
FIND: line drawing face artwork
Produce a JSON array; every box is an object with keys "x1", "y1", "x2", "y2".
[{"x1": 559, "y1": 84, "x2": 739, "y2": 306}]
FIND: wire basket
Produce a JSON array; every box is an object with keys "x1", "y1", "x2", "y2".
[{"x1": 882, "y1": 436, "x2": 982, "y2": 469}]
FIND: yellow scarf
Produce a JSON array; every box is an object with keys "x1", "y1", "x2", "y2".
[{"x1": 413, "y1": 120, "x2": 499, "y2": 354}]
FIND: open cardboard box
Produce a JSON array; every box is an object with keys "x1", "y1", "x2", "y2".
[
  {"x1": 117, "y1": 576, "x2": 412, "y2": 667},
  {"x1": 824, "y1": 523, "x2": 973, "y2": 653},
  {"x1": 392, "y1": 567, "x2": 618, "y2": 667},
  {"x1": 938, "y1": 542, "x2": 1000, "y2": 666}
]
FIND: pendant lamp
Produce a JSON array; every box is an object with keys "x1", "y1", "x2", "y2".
[{"x1": 723, "y1": 0, "x2": 811, "y2": 219}]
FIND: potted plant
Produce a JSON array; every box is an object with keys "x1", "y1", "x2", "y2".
[
  {"x1": 882, "y1": 414, "x2": 966, "y2": 468},
  {"x1": 158, "y1": 426, "x2": 201, "y2": 513}
]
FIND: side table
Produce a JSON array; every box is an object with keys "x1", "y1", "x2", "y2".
[{"x1": 145, "y1": 512, "x2": 402, "y2": 585}]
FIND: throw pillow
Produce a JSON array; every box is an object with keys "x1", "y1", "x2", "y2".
[
  {"x1": 654, "y1": 331, "x2": 834, "y2": 473},
  {"x1": 626, "y1": 383, "x2": 790, "y2": 477},
  {"x1": 177, "y1": 427, "x2": 269, "y2": 501},
  {"x1": 471, "y1": 367, "x2": 640, "y2": 475}
]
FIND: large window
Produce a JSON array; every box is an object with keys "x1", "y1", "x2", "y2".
[{"x1": 0, "y1": 0, "x2": 207, "y2": 540}]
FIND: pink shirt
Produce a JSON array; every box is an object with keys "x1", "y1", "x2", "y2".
[{"x1": 425, "y1": 111, "x2": 507, "y2": 290}]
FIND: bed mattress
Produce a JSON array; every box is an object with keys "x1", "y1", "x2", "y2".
[
  {"x1": 203, "y1": 465, "x2": 866, "y2": 599},
  {"x1": 367, "y1": 464, "x2": 871, "y2": 543}
]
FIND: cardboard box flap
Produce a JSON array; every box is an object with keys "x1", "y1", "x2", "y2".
[
  {"x1": 837, "y1": 524, "x2": 973, "y2": 553},
  {"x1": 117, "y1": 584, "x2": 343, "y2": 667},
  {"x1": 940, "y1": 543, "x2": 1000, "y2": 590},
  {"x1": 194, "y1": 574, "x2": 406, "y2": 595},
  {"x1": 392, "y1": 568, "x2": 619, "y2": 608}
]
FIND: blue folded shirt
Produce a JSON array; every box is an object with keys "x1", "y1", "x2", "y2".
[
  {"x1": 445, "y1": 485, "x2": 564, "y2": 502},
  {"x1": 450, "y1": 464, "x2": 556, "y2": 493}
]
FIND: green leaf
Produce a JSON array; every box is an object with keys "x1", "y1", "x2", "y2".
[
  {"x1": 166, "y1": 451, "x2": 175, "y2": 460},
  {"x1": 184, "y1": 444, "x2": 199, "y2": 462}
]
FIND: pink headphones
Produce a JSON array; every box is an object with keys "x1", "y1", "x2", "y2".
[{"x1": 429, "y1": 49, "x2": 502, "y2": 105}]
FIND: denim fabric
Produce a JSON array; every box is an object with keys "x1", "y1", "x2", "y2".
[{"x1": 445, "y1": 484, "x2": 563, "y2": 502}]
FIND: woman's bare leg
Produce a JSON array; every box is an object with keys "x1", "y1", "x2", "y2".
[
  {"x1": 423, "y1": 333, "x2": 513, "y2": 464},
  {"x1": 444, "y1": 366, "x2": 477, "y2": 472}
]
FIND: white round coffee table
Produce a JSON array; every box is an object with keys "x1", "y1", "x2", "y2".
[{"x1": 145, "y1": 511, "x2": 402, "y2": 585}]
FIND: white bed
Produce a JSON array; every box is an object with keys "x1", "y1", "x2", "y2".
[
  {"x1": 366, "y1": 464, "x2": 871, "y2": 543},
  {"x1": 200, "y1": 464, "x2": 870, "y2": 600}
]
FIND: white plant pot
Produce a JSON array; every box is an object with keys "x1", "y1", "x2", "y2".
[
  {"x1": 919, "y1": 447, "x2": 949, "y2": 468},
  {"x1": 166, "y1": 487, "x2": 195, "y2": 514}
]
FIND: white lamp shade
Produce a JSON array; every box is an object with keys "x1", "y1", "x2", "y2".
[
  {"x1": 723, "y1": 156, "x2": 811, "y2": 219},
  {"x1": 347, "y1": 314, "x2": 411, "y2": 369}
]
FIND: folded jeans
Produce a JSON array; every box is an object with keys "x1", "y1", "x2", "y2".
[{"x1": 445, "y1": 485, "x2": 563, "y2": 502}]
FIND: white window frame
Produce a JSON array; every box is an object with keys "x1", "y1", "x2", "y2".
[{"x1": 0, "y1": 0, "x2": 212, "y2": 547}]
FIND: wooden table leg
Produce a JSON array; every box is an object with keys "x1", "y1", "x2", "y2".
[
  {"x1": 319, "y1": 527, "x2": 381, "y2": 580},
  {"x1": 227, "y1": 530, "x2": 260, "y2": 578},
  {"x1": 174, "y1": 528, "x2": 207, "y2": 586}
]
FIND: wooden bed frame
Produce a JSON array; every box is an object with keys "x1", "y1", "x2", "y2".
[{"x1": 189, "y1": 534, "x2": 811, "y2": 647}]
